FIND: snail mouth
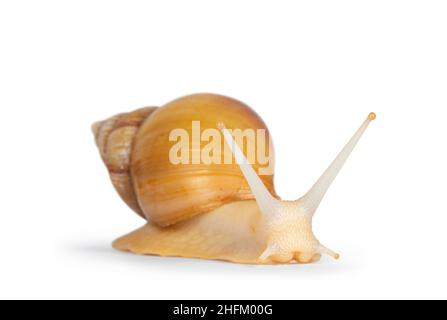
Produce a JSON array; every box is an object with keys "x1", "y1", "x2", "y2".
[
  {"x1": 259, "y1": 246, "x2": 339, "y2": 264},
  {"x1": 258, "y1": 235, "x2": 340, "y2": 264},
  {"x1": 262, "y1": 252, "x2": 323, "y2": 264}
]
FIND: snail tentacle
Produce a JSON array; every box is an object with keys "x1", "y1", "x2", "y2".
[
  {"x1": 299, "y1": 113, "x2": 376, "y2": 216},
  {"x1": 218, "y1": 122, "x2": 280, "y2": 218},
  {"x1": 318, "y1": 244, "x2": 340, "y2": 260}
]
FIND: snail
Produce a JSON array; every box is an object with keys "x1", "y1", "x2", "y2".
[{"x1": 92, "y1": 93, "x2": 375, "y2": 264}]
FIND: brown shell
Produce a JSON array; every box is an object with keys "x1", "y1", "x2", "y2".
[
  {"x1": 131, "y1": 93, "x2": 276, "y2": 226},
  {"x1": 92, "y1": 106, "x2": 158, "y2": 217}
]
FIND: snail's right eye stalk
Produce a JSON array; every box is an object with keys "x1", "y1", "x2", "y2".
[{"x1": 218, "y1": 122, "x2": 280, "y2": 218}]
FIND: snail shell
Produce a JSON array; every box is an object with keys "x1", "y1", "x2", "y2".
[{"x1": 93, "y1": 94, "x2": 276, "y2": 226}]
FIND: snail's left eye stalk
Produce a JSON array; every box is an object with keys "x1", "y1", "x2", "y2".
[{"x1": 299, "y1": 113, "x2": 376, "y2": 216}]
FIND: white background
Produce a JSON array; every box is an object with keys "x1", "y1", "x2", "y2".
[{"x1": 1, "y1": 1, "x2": 446, "y2": 300}]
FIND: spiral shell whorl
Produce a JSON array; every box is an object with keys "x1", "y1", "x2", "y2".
[{"x1": 93, "y1": 107, "x2": 158, "y2": 218}]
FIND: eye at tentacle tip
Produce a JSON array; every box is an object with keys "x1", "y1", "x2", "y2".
[{"x1": 368, "y1": 112, "x2": 377, "y2": 121}]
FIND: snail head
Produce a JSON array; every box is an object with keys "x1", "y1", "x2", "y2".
[{"x1": 218, "y1": 113, "x2": 376, "y2": 263}]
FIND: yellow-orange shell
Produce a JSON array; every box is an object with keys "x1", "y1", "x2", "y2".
[
  {"x1": 95, "y1": 93, "x2": 276, "y2": 227},
  {"x1": 133, "y1": 94, "x2": 276, "y2": 226}
]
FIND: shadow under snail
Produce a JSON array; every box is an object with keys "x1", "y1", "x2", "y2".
[{"x1": 92, "y1": 93, "x2": 375, "y2": 264}]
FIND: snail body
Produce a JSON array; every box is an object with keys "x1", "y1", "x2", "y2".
[{"x1": 93, "y1": 93, "x2": 375, "y2": 264}]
